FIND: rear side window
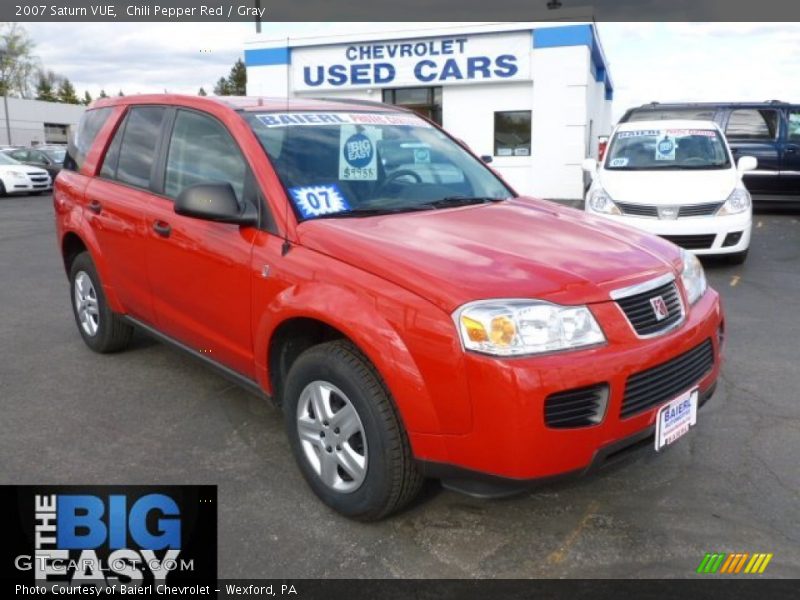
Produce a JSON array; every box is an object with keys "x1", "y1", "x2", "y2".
[
  {"x1": 787, "y1": 110, "x2": 800, "y2": 141},
  {"x1": 725, "y1": 109, "x2": 779, "y2": 140},
  {"x1": 627, "y1": 108, "x2": 716, "y2": 122},
  {"x1": 115, "y1": 106, "x2": 166, "y2": 189},
  {"x1": 65, "y1": 107, "x2": 112, "y2": 171},
  {"x1": 164, "y1": 110, "x2": 246, "y2": 204}
]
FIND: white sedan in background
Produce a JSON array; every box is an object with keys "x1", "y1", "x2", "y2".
[
  {"x1": 0, "y1": 152, "x2": 52, "y2": 196},
  {"x1": 583, "y1": 119, "x2": 754, "y2": 264}
]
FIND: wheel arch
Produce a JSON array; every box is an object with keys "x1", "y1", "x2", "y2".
[
  {"x1": 256, "y1": 285, "x2": 444, "y2": 436},
  {"x1": 58, "y1": 227, "x2": 125, "y2": 313}
]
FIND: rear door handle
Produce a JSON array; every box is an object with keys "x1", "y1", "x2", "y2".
[
  {"x1": 152, "y1": 221, "x2": 172, "y2": 237},
  {"x1": 785, "y1": 146, "x2": 798, "y2": 154},
  {"x1": 88, "y1": 200, "x2": 102, "y2": 214}
]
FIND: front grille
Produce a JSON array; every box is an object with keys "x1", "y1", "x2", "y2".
[
  {"x1": 660, "y1": 234, "x2": 716, "y2": 250},
  {"x1": 621, "y1": 338, "x2": 715, "y2": 418},
  {"x1": 29, "y1": 176, "x2": 48, "y2": 183},
  {"x1": 678, "y1": 202, "x2": 723, "y2": 217},
  {"x1": 616, "y1": 201, "x2": 658, "y2": 217},
  {"x1": 615, "y1": 280, "x2": 683, "y2": 336},
  {"x1": 544, "y1": 384, "x2": 608, "y2": 428}
]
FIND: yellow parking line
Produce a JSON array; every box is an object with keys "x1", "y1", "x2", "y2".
[
  {"x1": 730, "y1": 276, "x2": 740, "y2": 287},
  {"x1": 546, "y1": 501, "x2": 599, "y2": 565}
]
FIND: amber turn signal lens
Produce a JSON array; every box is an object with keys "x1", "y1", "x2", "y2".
[
  {"x1": 461, "y1": 315, "x2": 488, "y2": 342},
  {"x1": 489, "y1": 316, "x2": 516, "y2": 346}
]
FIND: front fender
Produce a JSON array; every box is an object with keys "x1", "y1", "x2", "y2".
[{"x1": 253, "y1": 279, "x2": 471, "y2": 437}]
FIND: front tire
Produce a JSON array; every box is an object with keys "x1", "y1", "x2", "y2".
[
  {"x1": 283, "y1": 340, "x2": 423, "y2": 520},
  {"x1": 69, "y1": 252, "x2": 134, "y2": 353}
]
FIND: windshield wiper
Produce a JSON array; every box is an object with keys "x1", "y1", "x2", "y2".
[
  {"x1": 427, "y1": 196, "x2": 506, "y2": 208},
  {"x1": 315, "y1": 206, "x2": 434, "y2": 219}
]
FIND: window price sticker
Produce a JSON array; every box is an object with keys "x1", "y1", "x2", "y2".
[
  {"x1": 339, "y1": 126, "x2": 382, "y2": 181},
  {"x1": 288, "y1": 184, "x2": 350, "y2": 219}
]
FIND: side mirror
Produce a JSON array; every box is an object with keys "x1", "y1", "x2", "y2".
[
  {"x1": 174, "y1": 182, "x2": 257, "y2": 225},
  {"x1": 737, "y1": 156, "x2": 758, "y2": 172},
  {"x1": 480, "y1": 155, "x2": 493, "y2": 164},
  {"x1": 582, "y1": 158, "x2": 598, "y2": 174}
]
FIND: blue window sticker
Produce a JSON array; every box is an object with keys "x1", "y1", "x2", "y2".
[
  {"x1": 339, "y1": 126, "x2": 381, "y2": 181},
  {"x1": 609, "y1": 157, "x2": 629, "y2": 167},
  {"x1": 655, "y1": 135, "x2": 676, "y2": 161},
  {"x1": 288, "y1": 184, "x2": 351, "y2": 219},
  {"x1": 413, "y1": 148, "x2": 431, "y2": 164}
]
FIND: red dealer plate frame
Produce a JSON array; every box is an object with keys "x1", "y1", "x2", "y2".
[{"x1": 654, "y1": 387, "x2": 699, "y2": 451}]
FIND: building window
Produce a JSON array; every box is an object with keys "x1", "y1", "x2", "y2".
[
  {"x1": 494, "y1": 111, "x2": 531, "y2": 157},
  {"x1": 382, "y1": 87, "x2": 442, "y2": 125},
  {"x1": 44, "y1": 122, "x2": 70, "y2": 144}
]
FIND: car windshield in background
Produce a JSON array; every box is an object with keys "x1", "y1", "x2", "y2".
[
  {"x1": 42, "y1": 148, "x2": 66, "y2": 163},
  {"x1": 605, "y1": 128, "x2": 731, "y2": 171},
  {"x1": 245, "y1": 111, "x2": 513, "y2": 220},
  {"x1": 0, "y1": 153, "x2": 21, "y2": 165}
]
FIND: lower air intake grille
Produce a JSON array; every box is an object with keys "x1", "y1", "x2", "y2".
[
  {"x1": 544, "y1": 384, "x2": 608, "y2": 428},
  {"x1": 621, "y1": 338, "x2": 714, "y2": 418},
  {"x1": 660, "y1": 234, "x2": 716, "y2": 250}
]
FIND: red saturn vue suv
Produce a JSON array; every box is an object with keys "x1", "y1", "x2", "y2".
[{"x1": 54, "y1": 95, "x2": 724, "y2": 520}]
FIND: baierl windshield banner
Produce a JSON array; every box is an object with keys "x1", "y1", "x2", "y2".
[{"x1": 292, "y1": 31, "x2": 531, "y2": 91}]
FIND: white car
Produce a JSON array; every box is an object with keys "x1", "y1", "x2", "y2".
[
  {"x1": 0, "y1": 152, "x2": 52, "y2": 196},
  {"x1": 583, "y1": 119, "x2": 754, "y2": 264}
]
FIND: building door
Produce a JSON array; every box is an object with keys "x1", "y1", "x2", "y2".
[{"x1": 382, "y1": 87, "x2": 442, "y2": 124}]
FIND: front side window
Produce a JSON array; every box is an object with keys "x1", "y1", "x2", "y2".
[
  {"x1": 9, "y1": 150, "x2": 28, "y2": 161},
  {"x1": 165, "y1": 110, "x2": 247, "y2": 205},
  {"x1": 494, "y1": 111, "x2": 531, "y2": 157},
  {"x1": 115, "y1": 106, "x2": 166, "y2": 189},
  {"x1": 725, "y1": 109, "x2": 779, "y2": 140},
  {"x1": 605, "y1": 128, "x2": 731, "y2": 171},
  {"x1": 245, "y1": 111, "x2": 513, "y2": 221}
]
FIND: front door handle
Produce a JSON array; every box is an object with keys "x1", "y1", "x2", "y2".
[
  {"x1": 152, "y1": 221, "x2": 172, "y2": 237},
  {"x1": 785, "y1": 146, "x2": 798, "y2": 155},
  {"x1": 87, "y1": 200, "x2": 102, "y2": 214}
]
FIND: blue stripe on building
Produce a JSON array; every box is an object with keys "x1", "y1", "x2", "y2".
[{"x1": 244, "y1": 47, "x2": 291, "y2": 67}]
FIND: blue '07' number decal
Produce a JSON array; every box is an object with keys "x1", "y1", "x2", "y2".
[{"x1": 289, "y1": 184, "x2": 350, "y2": 218}]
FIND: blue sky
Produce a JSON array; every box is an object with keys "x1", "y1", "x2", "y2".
[{"x1": 25, "y1": 22, "x2": 800, "y2": 121}]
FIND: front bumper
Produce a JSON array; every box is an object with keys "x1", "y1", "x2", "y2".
[
  {"x1": 588, "y1": 209, "x2": 751, "y2": 255},
  {"x1": 5, "y1": 174, "x2": 53, "y2": 193},
  {"x1": 410, "y1": 286, "x2": 724, "y2": 484}
]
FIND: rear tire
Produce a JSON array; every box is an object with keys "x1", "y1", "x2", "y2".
[
  {"x1": 283, "y1": 340, "x2": 423, "y2": 520},
  {"x1": 725, "y1": 249, "x2": 748, "y2": 265},
  {"x1": 69, "y1": 252, "x2": 134, "y2": 353}
]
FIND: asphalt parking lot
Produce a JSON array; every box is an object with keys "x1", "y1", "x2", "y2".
[{"x1": 2, "y1": 193, "x2": 799, "y2": 578}]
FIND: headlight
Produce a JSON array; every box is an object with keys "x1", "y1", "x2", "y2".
[
  {"x1": 717, "y1": 186, "x2": 751, "y2": 216},
  {"x1": 7, "y1": 170, "x2": 26, "y2": 178},
  {"x1": 680, "y1": 248, "x2": 707, "y2": 305},
  {"x1": 587, "y1": 186, "x2": 621, "y2": 215},
  {"x1": 454, "y1": 300, "x2": 606, "y2": 356}
]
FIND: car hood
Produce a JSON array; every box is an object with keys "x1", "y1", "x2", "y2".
[
  {"x1": 296, "y1": 197, "x2": 682, "y2": 313},
  {"x1": 598, "y1": 168, "x2": 738, "y2": 204}
]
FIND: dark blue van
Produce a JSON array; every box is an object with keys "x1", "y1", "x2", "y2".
[{"x1": 620, "y1": 101, "x2": 800, "y2": 206}]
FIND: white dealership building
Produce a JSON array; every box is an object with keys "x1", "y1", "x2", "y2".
[{"x1": 244, "y1": 22, "x2": 615, "y2": 200}]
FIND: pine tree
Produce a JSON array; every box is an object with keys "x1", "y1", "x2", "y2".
[
  {"x1": 57, "y1": 77, "x2": 80, "y2": 104},
  {"x1": 35, "y1": 70, "x2": 57, "y2": 102},
  {"x1": 98, "y1": 89, "x2": 108, "y2": 98},
  {"x1": 213, "y1": 77, "x2": 230, "y2": 96},
  {"x1": 117, "y1": 89, "x2": 124, "y2": 97},
  {"x1": 198, "y1": 87, "x2": 207, "y2": 96},
  {"x1": 226, "y1": 58, "x2": 246, "y2": 95},
  {"x1": 83, "y1": 90, "x2": 92, "y2": 105}
]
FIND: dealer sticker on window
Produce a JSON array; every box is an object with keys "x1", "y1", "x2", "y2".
[
  {"x1": 288, "y1": 184, "x2": 350, "y2": 219},
  {"x1": 655, "y1": 134, "x2": 677, "y2": 161},
  {"x1": 655, "y1": 388, "x2": 698, "y2": 451},
  {"x1": 339, "y1": 126, "x2": 382, "y2": 181}
]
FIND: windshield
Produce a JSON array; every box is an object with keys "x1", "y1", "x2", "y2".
[
  {"x1": 42, "y1": 148, "x2": 66, "y2": 163},
  {"x1": 245, "y1": 111, "x2": 513, "y2": 219},
  {"x1": 0, "y1": 153, "x2": 21, "y2": 165},
  {"x1": 605, "y1": 128, "x2": 731, "y2": 171}
]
